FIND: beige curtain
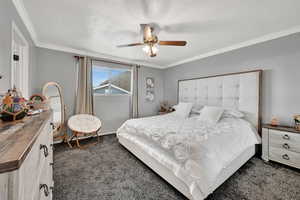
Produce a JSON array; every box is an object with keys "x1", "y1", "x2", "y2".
[
  {"x1": 75, "y1": 57, "x2": 94, "y2": 114},
  {"x1": 131, "y1": 65, "x2": 139, "y2": 118}
]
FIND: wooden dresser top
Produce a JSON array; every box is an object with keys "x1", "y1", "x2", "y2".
[
  {"x1": 263, "y1": 124, "x2": 300, "y2": 134},
  {"x1": 0, "y1": 111, "x2": 52, "y2": 173}
]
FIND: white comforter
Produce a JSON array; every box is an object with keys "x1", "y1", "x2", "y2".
[{"x1": 117, "y1": 114, "x2": 261, "y2": 199}]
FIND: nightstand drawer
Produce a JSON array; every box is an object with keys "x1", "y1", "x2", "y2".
[
  {"x1": 269, "y1": 129, "x2": 300, "y2": 144},
  {"x1": 269, "y1": 147, "x2": 300, "y2": 169},
  {"x1": 269, "y1": 130, "x2": 300, "y2": 153}
]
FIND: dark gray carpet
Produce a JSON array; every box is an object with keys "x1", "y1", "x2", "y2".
[{"x1": 53, "y1": 135, "x2": 300, "y2": 200}]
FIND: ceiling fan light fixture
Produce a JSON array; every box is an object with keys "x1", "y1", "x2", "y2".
[
  {"x1": 117, "y1": 24, "x2": 186, "y2": 57},
  {"x1": 143, "y1": 44, "x2": 158, "y2": 57},
  {"x1": 152, "y1": 45, "x2": 158, "y2": 54},
  {"x1": 143, "y1": 44, "x2": 151, "y2": 53}
]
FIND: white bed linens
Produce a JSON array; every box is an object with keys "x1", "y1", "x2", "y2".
[{"x1": 117, "y1": 114, "x2": 261, "y2": 199}]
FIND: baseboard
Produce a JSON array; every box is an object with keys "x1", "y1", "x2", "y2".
[{"x1": 53, "y1": 131, "x2": 116, "y2": 144}]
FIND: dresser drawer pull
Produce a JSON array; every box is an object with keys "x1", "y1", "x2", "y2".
[
  {"x1": 50, "y1": 162, "x2": 54, "y2": 166},
  {"x1": 50, "y1": 122, "x2": 55, "y2": 130},
  {"x1": 282, "y1": 134, "x2": 290, "y2": 140},
  {"x1": 40, "y1": 184, "x2": 49, "y2": 197},
  {"x1": 40, "y1": 144, "x2": 49, "y2": 157},
  {"x1": 282, "y1": 154, "x2": 290, "y2": 160},
  {"x1": 282, "y1": 143, "x2": 290, "y2": 150}
]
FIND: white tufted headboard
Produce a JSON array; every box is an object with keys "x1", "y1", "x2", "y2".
[{"x1": 178, "y1": 70, "x2": 262, "y2": 133}]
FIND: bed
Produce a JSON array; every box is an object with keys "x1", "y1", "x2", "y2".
[{"x1": 117, "y1": 70, "x2": 262, "y2": 200}]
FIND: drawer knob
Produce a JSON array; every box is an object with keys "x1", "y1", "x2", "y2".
[
  {"x1": 50, "y1": 122, "x2": 55, "y2": 130},
  {"x1": 282, "y1": 154, "x2": 290, "y2": 160},
  {"x1": 40, "y1": 184, "x2": 49, "y2": 197},
  {"x1": 40, "y1": 144, "x2": 49, "y2": 157},
  {"x1": 282, "y1": 143, "x2": 290, "y2": 150},
  {"x1": 282, "y1": 134, "x2": 290, "y2": 140}
]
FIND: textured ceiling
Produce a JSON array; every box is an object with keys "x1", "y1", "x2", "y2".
[{"x1": 21, "y1": 0, "x2": 300, "y2": 68}]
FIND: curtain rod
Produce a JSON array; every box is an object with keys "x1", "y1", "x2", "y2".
[{"x1": 74, "y1": 55, "x2": 138, "y2": 67}]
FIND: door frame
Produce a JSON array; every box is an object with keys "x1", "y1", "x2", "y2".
[{"x1": 11, "y1": 21, "x2": 29, "y2": 98}]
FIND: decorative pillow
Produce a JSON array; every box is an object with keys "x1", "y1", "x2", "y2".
[
  {"x1": 172, "y1": 102, "x2": 193, "y2": 118},
  {"x1": 190, "y1": 105, "x2": 203, "y2": 114},
  {"x1": 223, "y1": 109, "x2": 244, "y2": 118},
  {"x1": 197, "y1": 106, "x2": 224, "y2": 124}
]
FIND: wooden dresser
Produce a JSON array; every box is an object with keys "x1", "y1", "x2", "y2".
[
  {"x1": 0, "y1": 111, "x2": 54, "y2": 200},
  {"x1": 262, "y1": 124, "x2": 300, "y2": 169}
]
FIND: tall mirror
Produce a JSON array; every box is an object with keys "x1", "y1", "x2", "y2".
[{"x1": 42, "y1": 82, "x2": 66, "y2": 142}]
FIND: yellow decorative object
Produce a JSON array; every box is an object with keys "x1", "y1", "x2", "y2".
[
  {"x1": 294, "y1": 115, "x2": 300, "y2": 131},
  {"x1": 0, "y1": 87, "x2": 28, "y2": 121},
  {"x1": 270, "y1": 117, "x2": 279, "y2": 126},
  {"x1": 2, "y1": 96, "x2": 13, "y2": 107}
]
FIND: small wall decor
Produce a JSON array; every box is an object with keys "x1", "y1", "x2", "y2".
[
  {"x1": 0, "y1": 87, "x2": 28, "y2": 121},
  {"x1": 145, "y1": 77, "x2": 155, "y2": 102},
  {"x1": 294, "y1": 115, "x2": 300, "y2": 131},
  {"x1": 28, "y1": 94, "x2": 48, "y2": 110}
]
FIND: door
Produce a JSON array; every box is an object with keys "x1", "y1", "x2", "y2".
[{"x1": 11, "y1": 22, "x2": 29, "y2": 98}]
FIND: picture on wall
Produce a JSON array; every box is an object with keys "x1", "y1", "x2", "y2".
[
  {"x1": 145, "y1": 77, "x2": 154, "y2": 102},
  {"x1": 146, "y1": 77, "x2": 154, "y2": 89}
]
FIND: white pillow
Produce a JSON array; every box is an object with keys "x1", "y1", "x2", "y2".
[
  {"x1": 197, "y1": 106, "x2": 224, "y2": 124},
  {"x1": 172, "y1": 102, "x2": 193, "y2": 118},
  {"x1": 223, "y1": 109, "x2": 244, "y2": 118}
]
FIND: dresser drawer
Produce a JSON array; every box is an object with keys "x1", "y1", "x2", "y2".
[
  {"x1": 269, "y1": 133, "x2": 300, "y2": 153},
  {"x1": 269, "y1": 129, "x2": 300, "y2": 142},
  {"x1": 269, "y1": 129, "x2": 300, "y2": 148},
  {"x1": 269, "y1": 147, "x2": 300, "y2": 169},
  {"x1": 32, "y1": 150, "x2": 54, "y2": 200},
  {"x1": 16, "y1": 118, "x2": 52, "y2": 200}
]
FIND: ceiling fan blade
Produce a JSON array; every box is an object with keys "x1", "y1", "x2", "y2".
[
  {"x1": 159, "y1": 41, "x2": 187, "y2": 46},
  {"x1": 117, "y1": 43, "x2": 143, "y2": 48}
]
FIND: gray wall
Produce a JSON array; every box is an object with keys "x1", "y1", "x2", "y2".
[
  {"x1": 138, "y1": 66, "x2": 164, "y2": 117},
  {"x1": 35, "y1": 48, "x2": 77, "y2": 118},
  {"x1": 35, "y1": 47, "x2": 164, "y2": 132},
  {"x1": 164, "y1": 33, "x2": 300, "y2": 126},
  {"x1": 94, "y1": 95, "x2": 131, "y2": 133},
  {"x1": 0, "y1": 0, "x2": 37, "y2": 95}
]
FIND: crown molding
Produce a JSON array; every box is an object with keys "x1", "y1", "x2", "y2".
[
  {"x1": 13, "y1": 0, "x2": 300, "y2": 69},
  {"x1": 36, "y1": 41, "x2": 163, "y2": 68},
  {"x1": 166, "y1": 26, "x2": 300, "y2": 68},
  {"x1": 12, "y1": 0, "x2": 38, "y2": 45}
]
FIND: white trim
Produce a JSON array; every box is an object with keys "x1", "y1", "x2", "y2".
[
  {"x1": 12, "y1": 0, "x2": 300, "y2": 69},
  {"x1": 12, "y1": 0, "x2": 38, "y2": 45},
  {"x1": 11, "y1": 21, "x2": 29, "y2": 98},
  {"x1": 166, "y1": 26, "x2": 300, "y2": 68},
  {"x1": 37, "y1": 41, "x2": 162, "y2": 68}
]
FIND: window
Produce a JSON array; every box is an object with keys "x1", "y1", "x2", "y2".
[{"x1": 92, "y1": 63, "x2": 132, "y2": 95}]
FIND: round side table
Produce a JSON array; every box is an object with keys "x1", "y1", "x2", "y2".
[{"x1": 67, "y1": 114, "x2": 101, "y2": 148}]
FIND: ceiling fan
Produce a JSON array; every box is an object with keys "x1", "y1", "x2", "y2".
[{"x1": 117, "y1": 24, "x2": 187, "y2": 57}]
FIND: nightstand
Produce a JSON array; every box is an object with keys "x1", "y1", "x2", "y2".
[{"x1": 262, "y1": 124, "x2": 300, "y2": 169}]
